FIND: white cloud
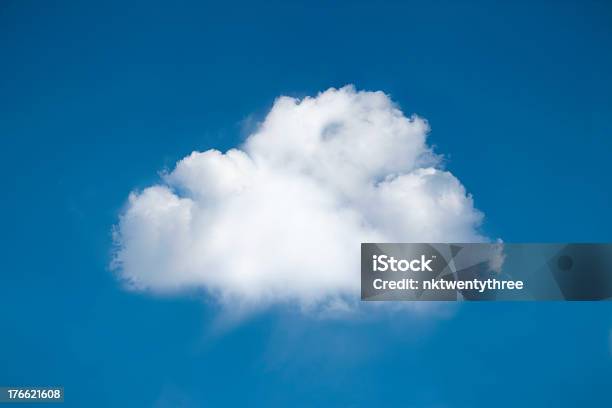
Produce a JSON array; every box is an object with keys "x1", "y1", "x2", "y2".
[{"x1": 112, "y1": 86, "x2": 486, "y2": 313}]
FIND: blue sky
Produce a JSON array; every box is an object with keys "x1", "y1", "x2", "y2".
[{"x1": 1, "y1": 0, "x2": 611, "y2": 406}]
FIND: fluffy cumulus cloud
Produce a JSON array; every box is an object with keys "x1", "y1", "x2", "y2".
[{"x1": 112, "y1": 86, "x2": 486, "y2": 313}]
